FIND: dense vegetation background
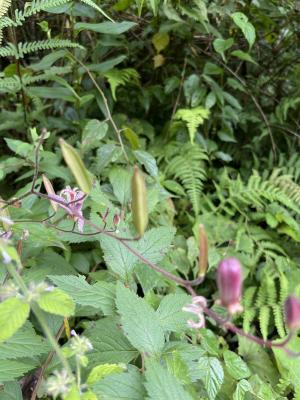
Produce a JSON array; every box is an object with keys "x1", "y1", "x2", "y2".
[{"x1": 1, "y1": 0, "x2": 300, "y2": 399}]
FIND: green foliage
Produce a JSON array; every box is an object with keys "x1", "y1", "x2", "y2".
[
  {"x1": 1, "y1": 0, "x2": 300, "y2": 398},
  {"x1": 0, "y1": 298, "x2": 30, "y2": 342}
]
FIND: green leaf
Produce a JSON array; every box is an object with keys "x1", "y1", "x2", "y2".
[
  {"x1": 87, "y1": 363, "x2": 125, "y2": 385},
  {"x1": 109, "y1": 167, "x2": 132, "y2": 204},
  {"x1": 233, "y1": 379, "x2": 252, "y2": 400},
  {"x1": 134, "y1": 150, "x2": 158, "y2": 177},
  {"x1": 0, "y1": 381, "x2": 23, "y2": 400},
  {"x1": 93, "y1": 367, "x2": 146, "y2": 399},
  {"x1": 238, "y1": 337, "x2": 279, "y2": 386},
  {"x1": 123, "y1": 126, "x2": 140, "y2": 150},
  {"x1": 116, "y1": 283, "x2": 165, "y2": 355},
  {"x1": 81, "y1": 120, "x2": 108, "y2": 153},
  {"x1": 0, "y1": 360, "x2": 35, "y2": 383},
  {"x1": 231, "y1": 50, "x2": 257, "y2": 64},
  {"x1": 75, "y1": 21, "x2": 137, "y2": 34},
  {"x1": 213, "y1": 38, "x2": 234, "y2": 61},
  {"x1": 84, "y1": 317, "x2": 138, "y2": 365},
  {"x1": 156, "y1": 293, "x2": 191, "y2": 333},
  {"x1": 0, "y1": 322, "x2": 50, "y2": 359},
  {"x1": 231, "y1": 12, "x2": 256, "y2": 48},
  {"x1": 152, "y1": 32, "x2": 170, "y2": 53},
  {"x1": 48, "y1": 275, "x2": 115, "y2": 315},
  {"x1": 37, "y1": 288, "x2": 75, "y2": 316},
  {"x1": 145, "y1": 359, "x2": 193, "y2": 400},
  {"x1": 100, "y1": 226, "x2": 175, "y2": 278},
  {"x1": 272, "y1": 335, "x2": 300, "y2": 392},
  {"x1": 0, "y1": 298, "x2": 30, "y2": 343},
  {"x1": 223, "y1": 350, "x2": 251, "y2": 380},
  {"x1": 196, "y1": 356, "x2": 224, "y2": 400}
]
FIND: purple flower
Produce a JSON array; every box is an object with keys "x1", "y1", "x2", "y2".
[
  {"x1": 48, "y1": 186, "x2": 86, "y2": 232},
  {"x1": 217, "y1": 257, "x2": 243, "y2": 314},
  {"x1": 285, "y1": 295, "x2": 300, "y2": 331}
]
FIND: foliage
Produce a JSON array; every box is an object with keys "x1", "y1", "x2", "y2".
[{"x1": 1, "y1": 0, "x2": 300, "y2": 399}]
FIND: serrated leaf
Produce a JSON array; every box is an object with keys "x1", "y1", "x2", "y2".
[
  {"x1": 100, "y1": 226, "x2": 175, "y2": 278},
  {"x1": 0, "y1": 298, "x2": 30, "y2": 343},
  {"x1": 84, "y1": 317, "x2": 138, "y2": 365},
  {"x1": 87, "y1": 363, "x2": 125, "y2": 385},
  {"x1": 93, "y1": 367, "x2": 146, "y2": 399},
  {"x1": 82, "y1": 120, "x2": 108, "y2": 153},
  {"x1": 37, "y1": 288, "x2": 75, "y2": 316},
  {"x1": 109, "y1": 167, "x2": 132, "y2": 204},
  {"x1": 233, "y1": 379, "x2": 252, "y2": 400},
  {"x1": 0, "y1": 322, "x2": 50, "y2": 359},
  {"x1": 49, "y1": 275, "x2": 115, "y2": 315},
  {"x1": 145, "y1": 359, "x2": 193, "y2": 400},
  {"x1": 156, "y1": 293, "x2": 191, "y2": 333},
  {"x1": 196, "y1": 356, "x2": 224, "y2": 400},
  {"x1": 116, "y1": 283, "x2": 165, "y2": 355},
  {"x1": 224, "y1": 350, "x2": 251, "y2": 380},
  {"x1": 0, "y1": 360, "x2": 35, "y2": 383}
]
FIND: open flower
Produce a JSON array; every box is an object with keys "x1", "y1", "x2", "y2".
[
  {"x1": 217, "y1": 257, "x2": 243, "y2": 314},
  {"x1": 183, "y1": 296, "x2": 207, "y2": 329},
  {"x1": 47, "y1": 186, "x2": 86, "y2": 232}
]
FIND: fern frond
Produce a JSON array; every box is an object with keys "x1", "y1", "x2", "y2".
[
  {"x1": 80, "y1": 0, "x2": 113, "y2": 21},
  {"x1": 272, "y1": 175, "x2": 300, "y2": 207},
  {"x1": 0, "y1": 39, "x2": 82, "y2": 59},
  {"x1": 166, "y1": 143, "x2": 208, "y2": 215},
  {"x1": 103, "y1": 68, "x2": 140, "y2": 100},
  {"x1": 174, "y1": 107, "x2": 209, "y2": 143},
  {"x1": 0, "y1": 0, "x2": 11, "y2": 18},
  {"x1": 272, "y1": 304, "x2": 286, "y2": 338},
  {"x1": 259, "y1": 305, "x2": 270, "y2": 340},
  {"x1": 0, "y1": 0, "x2": 10, "y2": 44}
]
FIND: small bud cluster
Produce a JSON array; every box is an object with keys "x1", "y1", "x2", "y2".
[
  {"x1": 46, "y1": 369, "x2": 74, "y2": 399},
  {"x1": 69, "y1": 330, "x2": 93, "y2": 367}
]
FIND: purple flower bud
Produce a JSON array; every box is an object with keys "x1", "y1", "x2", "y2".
[
  {"x1": 284, "y1": 295, "x2": 300, "y2": 330},
  {"x1": 217, "y1": 257, "x2": 243, "y2": 314},
  {"x1": 113, "y1": 214, "x2": 121, "y2": 226}
]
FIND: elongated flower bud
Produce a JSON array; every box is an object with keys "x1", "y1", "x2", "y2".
[
  {"x1": 131, "y1": 166, "x2": 148, "y2": 237},
  {"x1": 43, "y1": 175, "x2": 58, "y2": 212},
  {"x1": 217, "y1": 257, "x2": 243, "y2": 314},
  {"x1": 59, "y1": 139, "x2": 93, "y2": 194},
  {"x1": 198, "y1": 224, "x2": 208, "y2": 277},
  {"x1": 284, "y1": 295, "x2": 300, "y2": 331}
]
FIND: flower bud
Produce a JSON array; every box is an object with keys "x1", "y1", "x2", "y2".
[
  {"x1": 59, "y1": 138, "x2": 93, "y2": 194},
  {"x1": 284, "y1": 295, "x2": 300, "y2": 331},
  {"x1": 217, "y1": 257, "x2": 243, "y2": 314},
  {"x1": 198, "y1": 224, "x2": 208, "y2": 277},
  {"x1": 113, "y1": 214, "x2": 121, "y2": 226},
  {"x1": 131, "y1": 166, "x2": 148, "y2": 237}
]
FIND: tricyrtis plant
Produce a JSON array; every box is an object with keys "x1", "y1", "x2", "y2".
[{"x1": 1, "y1": 132, "x2": 300, "y2": 400}]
